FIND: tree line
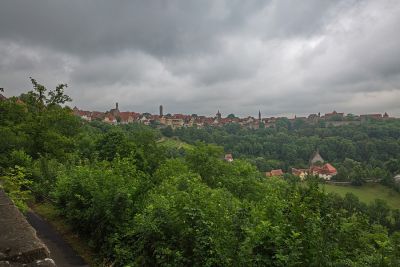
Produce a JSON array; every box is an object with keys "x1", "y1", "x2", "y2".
[{"x1": 165, "y1": 119, "x2": 400, "y2": 188}]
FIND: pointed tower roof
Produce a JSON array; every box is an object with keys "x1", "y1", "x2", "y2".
[
  {"x1": 216, "y1": 110, "x2": 221, "y2": 119},
  {"x1": 310, "y1": 149, "x2": 324, "y2": 165}
]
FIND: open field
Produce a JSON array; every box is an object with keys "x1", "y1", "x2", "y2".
[
  {"x1": 323, "y1": 183, "x2": 400, "y2": 210},
  {"x1": 157, "y1": 137, "x2": 193, "y2": 150}
]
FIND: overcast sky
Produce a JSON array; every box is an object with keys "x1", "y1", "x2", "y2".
[{"x1": 1, "y1": 0, "x2": 400, "y2": 117}]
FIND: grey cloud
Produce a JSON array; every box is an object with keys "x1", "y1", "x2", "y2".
[
  {"x1": 0, "y1": 0, "x2": 400, "y2": 117},
  {"x1": 0, "y1": 1, "x2": 266, "y2": 58},
  {"x1": 250, "y1": 0, "x2": 346, "y2": 38}
]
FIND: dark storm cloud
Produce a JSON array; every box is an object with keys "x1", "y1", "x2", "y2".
[
  {"x1": 1, "y1": 0, "x2": 400, "y2": 117},
  {"x1": 0, "y1": 0, "x2": 267, "y2": 57}
]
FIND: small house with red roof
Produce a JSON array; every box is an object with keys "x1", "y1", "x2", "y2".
[
  {"x1": 73, "y1": 107, "x2": 92, "y2": 121},
  {"x1": 266, "y1": 169, "x2": 284, "y2": 177},
  {"x1": 360, "y1": 114, "x2": 383, "y2": 121},
  {"x1": 310, "y1": 163, "x2": 337, "y2": 180},
  {"x1": 90, "y1": 111, "x2": 105, "y2": 121},
  {"x1": 324, "y1": 110, "x2": 344, "y2": 120},
  {"x1": 224, "y1": 154, "x2": 234, "y2": 162},
  {"x1": 104, "y1": 114, "x2": 117, "y2": 125},
  {"x1": 119, "y1": 112, "x2": 137, "y2": 124},
  {"x1": 291, "y1": 168, "x2": 308, "y2": 180}
]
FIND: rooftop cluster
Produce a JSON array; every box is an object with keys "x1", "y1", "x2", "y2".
[
  {"x1": 73, "y1": 102, "x2": 392, "y2": 129},
  {"x1": 266, "y1": 151, "x2": 338, "y2": 181}
]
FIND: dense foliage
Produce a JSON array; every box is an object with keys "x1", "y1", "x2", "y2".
[
  {"x1": 1, "y1": 80, "x2": 400, "y2": 266},
  {"x1": 167, "y1": 120, "x2": 400, "y2": 187}
]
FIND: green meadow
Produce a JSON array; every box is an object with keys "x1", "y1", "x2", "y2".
[
  {"x1": 323, "y1": 183, "x2": 400, "y2": 210},
  {"x1": 157, "y1": 137, "x2": 193, "y2": 150}
]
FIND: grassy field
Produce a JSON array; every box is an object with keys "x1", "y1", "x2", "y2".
[
  {"x1": 157, "y1": 137, "x2": 193, "y2": 150},
  {"x1": 323, "y1": 183, "x2": 400, "y2": 210}
]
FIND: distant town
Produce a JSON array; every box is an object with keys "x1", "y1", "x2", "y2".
[{"x1": 73, "y1": 102, "x2": 394, "y2": 129}]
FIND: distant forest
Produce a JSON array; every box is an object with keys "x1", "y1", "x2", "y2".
[
  {"x1": 1, "y1": 80, "x2": 400, "y2": 266},
  {"x1": 164, "y1": 119, "x2": 400, "y2": 187}
]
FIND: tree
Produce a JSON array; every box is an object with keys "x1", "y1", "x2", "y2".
[
  {"x1": 47, "y1": 83, "x2": 72, "y2": 106},
  {"x1": 385, "y1": 159, "x2": 400, "y2": 175},
  {"x1": 275, "y1": 118, "x2": 290, "y2": 130},
  {"x1": 346, "y1": 113, "x2": 356, "y2": 121},
  {"x1": 26, "y1": 77, "x2": 71, "y2": 109},
  {"x1": 128, "y1": 173, "x2": 240, "y2": 266},
  {"x1": 369, "y1": 199, "x2": 391, "y2": 227},
  {"x1": 161, "y1": 126, "x2": 174, "y2": 137},
  {"x1": 96, "y1": 129, "x2": 137, "y2": 161},
  {"x1": 28, "y1": 77, "x2": 47, "y2": 110},
  {"x1": 185, "y1": 142, "x2": 224, "y2": 187},
  {"x1": 0, "y1": 166, "x2": 32, "y2": 211}
]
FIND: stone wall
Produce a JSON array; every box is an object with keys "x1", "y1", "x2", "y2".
[{"x1": 0, "y1": 190, "x2": 55, "y2": 267}]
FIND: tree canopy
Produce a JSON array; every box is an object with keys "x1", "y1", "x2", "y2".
[{"x1": 1, "y1": 79, "x2": 400, "y2": 266}]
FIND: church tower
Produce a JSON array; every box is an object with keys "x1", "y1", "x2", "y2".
[
  {"x1": 216, "y1": 110, "x2": 222, "y2": 120},
  {"x1": 159, "y1": 105, "x2": 163, "y2": 117},
  {"x1": 258, "y1": 110, "x2": 261, "y2": 121},
  {"x1": 110, "y1": 102, "x2": 120, "y2": 117}
]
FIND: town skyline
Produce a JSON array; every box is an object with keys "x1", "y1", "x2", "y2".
[
  {"x1": 72, "y1": 101, "x2": 395, "y2": 120},
  {"x1": 71, "y1": 101, "x2": 395, "y2": 129},
  {"x1": 2, "y1": 89, "x2": 396, "y2": 119}
]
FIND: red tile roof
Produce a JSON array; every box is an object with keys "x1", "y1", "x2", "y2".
[
  {"x1": 172, "y1": 114, "x2": 189, "y2": 120},
  {"x1": 311, "y1": 163, "x2": 337, "y2": 175},
  {"x1": 292, "y1": 168, "x2": 308, "y2": 176},
  {"x1": 91, "y1": 111, "x2": 105, "y2": 119},
  {"x1": 119, "y1": 112, "x2": 133, "y2": 122},
  {"x1": 324, "y1": 163, "x2": 337, "y2": 174},
  {"x1": 105, "y1": 114, "x2": 116, "y2": 121},
  {"x1": 360, "y1": 114, "x2": 382, "y2": 119},
  {"x1": 325, "y1": 111, "x2": 344, "y2": 117},
  {"x1": 266, "y1": 169, "x2": 284, "y2": 177}
]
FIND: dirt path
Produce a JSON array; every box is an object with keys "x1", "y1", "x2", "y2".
[{"x1": 26, "y1": 211, "x2": 89, "y2": 267}]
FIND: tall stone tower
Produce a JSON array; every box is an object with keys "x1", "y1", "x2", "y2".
[
  {"x1": 110, "y1": 102, "x2": 120, "y2": 117},
  {"x1": 258, "y1": 110, "x2": 261, "y2": 121},
  {"x1": 159, "y1": 105, "x2": 163, "y2": 117}
]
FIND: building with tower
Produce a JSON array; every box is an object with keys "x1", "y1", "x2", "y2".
[
  {"x1": 216, "y1": 110, "x2": 222, "y2": 120},
  {"x1": 109, "y1": 102, "x2": 120, "y2": 117},
  {"x1": 383, "y1": 112, "x2": 389, "y2": 119}
]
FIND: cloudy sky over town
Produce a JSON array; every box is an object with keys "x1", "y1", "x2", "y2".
[{"x1": 1, "y1": 0, "x2": 400, "y2": 117}]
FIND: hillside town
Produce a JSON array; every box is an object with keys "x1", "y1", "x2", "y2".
[
  {"x1": 1, "y1": 93, "x2": 393, "y2": 130},
  {"x1": 72, "y1": 102, "x2": 393, "y2": 129}
]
